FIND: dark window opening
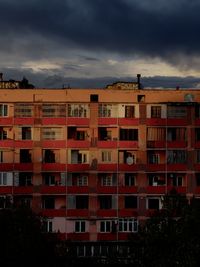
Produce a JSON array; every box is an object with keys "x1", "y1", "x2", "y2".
[
  {"x1": 68, "y1": 127, "x2": 87, "y2": 140},
  {"x1": 22, "y1": 127, "x2": 31, "y2": 140},
  {"x1": 124, "y1": 196, "x2": 137, "y2": 209},
  {"x1": 196, "y1": 174, "x2": 200, "y2": 186},
  {"x1": 20, "y1": 149, "x2": 31, "y2": 163},
  {"x1": 19, "y1": 172, "x2": 32, "y2": 186},
  {"x1": 76, "y1": 196, "x2": 88, "y2": 209},
  {"x1": 125, "y1": 106, "x2": 135, "y2": 118},
  {"x1": 99, "y1": 128, "x2": 112, "y2": 140},
  {"x1": 151, "y1": 106, "x2": 161, "y2": 118},
  {"x1": 0, "y1": 128, "x2": 7, "y2": 140},
  {"x1": 43, "y1": 149, "x2": 55, "y2": 163},
  {"x1": 125, "y1": 173, "x2": 135, "y2": 186},
  {"x1": 148, "y1": 198, "x2": 160, "y2": 209},
  {"x1": 90, "y1": 94, "x2": 99, "y2": 102},
  {"x1": 43, "y1": 174, "x2": 56, "y2": 186},
  {"x1": 99, "y1": 196, "x2": 112, "y2": 209},
  {"x1": 137, "y1": 95, "x2": 145, "y2": 102},
  {"x1": 196, "y1": 128, "x2": 200, "y2": 141},
  {"x1": 43, "y1": 197, "x2": 55, "y2": 209},
  {"x1": 120, "y1": 129, "x2": 138, "y2": 141}
]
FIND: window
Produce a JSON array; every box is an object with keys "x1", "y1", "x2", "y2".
[
  {"x1": 147, "y1": 198, "x2": 161, "y2": 209},
  {"x1": 44, "y1": 174, "x2": 55, "y2": 186},
  {"x1": 76, "y1": 196, "x2": 88, "y2": 209},
  {"x1": 22, "y1": 127, "x2": 31, "y2": 140},
  {"x1": 102, "y1": 176, "x2": 112, "y2": 186},
  {"x1": 43, "y1": 149, "x2": 56, "y2": 163},
  {"x1": 148, "y1": 153, "x2": 160, "y2": 164},
  {"x1": 43, "y1": 197, "x2": 55, "y2": 209},
  {"x1": 169, "y1": 174, "x2": 183, "y2": 186},
  {"x1": 15, "y1": 104, "x2": 32, "y2": 117},
  {"x1": 75, "y1": 221, "x2": 86, "y2": 233},
  {"x1": 98, "y1": 104, "x2": 112, "y2": 118},
  {"x1": 196, "y1": 128, "x2": 200, "y2": 141},
  {"x1": 151, "y1": 106, "x2": 161, "y2": 118},
  {"x1": 71, "y1": 150, "x2": 88, "y2": 164},
  {"x1": 118, "y1": 218, "x2": 138, "y2": 232},
  {"x1": 42, "y1": 128, "x2": 62, "y2": 140},
  {"x1": 42, "y1": 104, "x2": 66, "y2": 117},
  {"x1": 68, "y1": 104, "x2": 88, "y2": 117},
  {"x1": 196, "y1": 173, "x2": 200, "y2": 186},
  {"x1": 195, "y1": 105, "x2": 200, "y2": 118},
  {"x1": 0, "y1": 173, "x2": 7, "y2": 185},
  {"x1": 167, "y1": 106, "x2": 187, "y2": 118},
  {"x1": 148, "y1": 175, "x2": 165, "y2": 186},
  {"x1": 20, "y1": 149, "x2": 32, "y2": 163},
  {"x1": 125, "y1": 174, "x2": 135, "y2": 186},
  {"x1": 77, "y1": 176, "x2": 88, "y2": 186},
  {"x1": 167, "y1": 150, "x2": 187, "y2": 164},
  {"x1": 90, "y1": 94, "x2": 98, "y2": 102},
  {"x1": 167, "y1": 128, "x2": 186, "y2": 141},
  {"x1": 100, "y1": 221, "x2": 111, "y2": 232},
  {"x1": 0, "y1": 128, "x2": 7, "y2": 140},
  {"x1": 43, "y1": 220, "x2": 53, "y2": 233},
  {"x1": 98, "y1": 128, "x2": 112, "y2": 141},
  {"x1": 19, "y1": 172, "x2": 32, "y2": 186},
  {"x1": 0, "y1": 151, "x2": 3, "y2": 163},
  {"x1": 99, "y1": 196, "x2": 112, "y2": 209},
  {"x1": 0, "y1": 104, "x2": 8, "y2": 117},
  {"x1": 120, "y1": 129, "x2": 138, "y2": 141},
  {"x1": 125, "y1": 106, "x2": 135, "y2": 118},
  {"x1": 101, "y1": 151, "x2": 112, "y2": 162},
  {"x1": 124, "y1": 196, "x2": 137, "y2": 209},
  {"x1": 137, "y1": 95, "x2": 145, "y2": 102},
  {"x1": 147, "y1": 127, "x2": 165, "y2": 141},
  {"x1": 197, "y1": 150, "x2": 200, "y2": 163}
]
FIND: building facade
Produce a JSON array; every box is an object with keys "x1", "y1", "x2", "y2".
[{"x1": 0, "y1": 82, "x2": 199, "y2": 242}]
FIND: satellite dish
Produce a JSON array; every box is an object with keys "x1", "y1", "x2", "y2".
[
  {"x1": 126, "y1": 156, "x2": 134, "y2": 165},
  {"x1": 184, "y1": 93, "x2": 194, "y2": 102}
]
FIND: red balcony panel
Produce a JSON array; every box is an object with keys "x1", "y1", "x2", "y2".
[
  {"x1": 67, "y1": 233, "x2": 89, "y2": 241},
  {"x1": 167, "y1": 164, "x2": 187, "y2": 171},
  {"x1": 146, "y1": 186, "x2": 166, "y2": 194},
  {"x1": 14, "y1": 118, "x2": 34, "y2": 125},
  {"x1": 0, "y1": 140, "x2": 14, "y2": 148},
  {"x1": 42, "y1": 118, "x2": 66, "y2": 125},
  {"x1": 96, "y1": 209, "x2": 117, "y2": 217},
  {"x1": 118, "y1": 209, "x2": 138, "y2": 217},
  {"x1": 118, "y1": 164, "x2": 139, "y2": 172},
  {"x1": 40, "y1": 186, "x2": 66, "y2": 194},
  {"x1": 167, "y1": 141, "x2": 187, "y2": 148},
  {"x1": 67, "y1": 118, "x2": 90, "y2": 126},
  {"x1": 97, "y1": 233, "x2": 117, "y2": 241},
  {"x1": 14, "y1": 163, "x2": 33, "y2": 171},
  {"x1": 67, "y1": 209, "x2": 89, "y2": 217},
  {"x1": 0, "y1": 163, "x2": 13, "y2": 171},
  {"x1": 146, "y1": 209, "x2": 159, "y2": 217},
  {"x1": 195, "y1": 142, "x2": 200, "y2": 149},
  {"x1": 98, "y1": 164, "x2": 118, "y2": 172},
  {"x1": 195, "y1": 164, "x2": 200, "y2": 171},
  {"x1": 118, "y1": 186, "x2": 138, "y2": 194},
  {"x1": 42, "y1": 163, "x2": 65, "y2": 171},
  {"x1": 118, "y1": 233, "x2": 133, "y2": 241},
  {"x1": 166, "y1": 118, "x2": 188, "y2": 126},
  {"x1": 118, "y1": 118, "x2": 139, "y2": 126},
  {"x1": 195, "y1": 187, "x2": 200, "y2": 194},
  {"x1": 13, "y1": 186, "x2": 33, "y2": 194},
  {"x1": 0, "y1": 117, "x2": 13, "y2": 125},
  {"x1": 97, "y1": 186, "x2": 117, "y2": 194},
  {"x1": 146, "y1": 118, "x2": 166, "y2": 126},
  {"x1": 42, "y1": 140, "x2": 66, "y2": 148},
  {"x1": 67, "y1": 164, "x2": 90, "y2": 172},
  {"x1": 167, "y1": 186, "x2": 186, "y2": 194},
  {"x1": 67, "y1": 186, "x2": 89, "y2": 194},
  {"x1": 41, "y1": 209, "x2": 66, "y2": 217},
  {"x1": 0, "y1": 186, "x2": 12, "y2": 194},
  {"x1": 98, "y1": 118, "x2": 117, "y2": 125},
  {"x1": 147, "y1": 141, "x2": 166, "y2": 148},
  {"x1": 195, "y1": 119, "x2": 200, "y2": 125},
  {"x1": 67, "y1": 140, "x2": 90, "y2": 148},
  {"x1": 146, "y1": 164, "x2": 166, "y2": 172},
  {"x1": 118, "y1": 141, "x2": 138, "y2": 148},
  {"x1": 14, "y1": 140, "x2": 33, "y2": 148},
  {"x1": 97, "y1": 141, "x2": 117, "y2": 148}
]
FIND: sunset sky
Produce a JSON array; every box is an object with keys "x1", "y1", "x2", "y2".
[{"x1": 1, "y1": 0, "x2": 200, "y2": 88}]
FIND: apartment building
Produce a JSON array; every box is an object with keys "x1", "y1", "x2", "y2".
[{"x1": 0, "y1": 78, "x2": 199, "y2": 242}]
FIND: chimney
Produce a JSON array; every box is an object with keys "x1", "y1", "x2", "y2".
[
  {"x1": 0, "y1": 73, "x2": 3, "y2": 81},
  {"x1": 137, "y1": 74, "x2": 141, "y2": 89}
]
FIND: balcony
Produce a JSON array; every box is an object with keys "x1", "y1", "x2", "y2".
[
  {"x1": 67, "y1": 209, "x2": 89, "y2": 217},
  {"x1": 118, "y1": 186, "x2": 138, "y2": 194},
  {"x1": 42, "y1": 163, "x2": 65, "y2": 172},
  {"x1": 146, "y1": 118, "x2": 166, "y2": 126},
  {"x1": 14, "y1": 118, "x2": 34, "y2": 125},
  {"x1": 0, "y1": 140, "x2": 14, "y2": 148},
  {"x1": 97, "y1": 233, "x2": 117, "y2": 241},
  {"x1": 167, "y1": 186, "x2": 186, "y2": 194},
  {"x1": 167, "y1": 163, "x2": 187, "y2": 171},
  {"x1": 13, "y1": 186, "x2": 34, "y2": 194},
  {"x1": 97, "y1": 141, "x2": 117, "y2": 149},
  {"x1": 195, "y1": 141, "x2": 200, "y2": 149},
  {"x1": 41, "y1": 209, "x2": 66, "y2": 217},
  {"x1": 0, "y1": 117, "x2": 13, "y2": 125},
  {"x1": 147, "y1": 141, "x2": 166, "y2": 148},
  {"x1": 0, "y1": 186, "x2": 12, "y2": 194},
  {"x1": 67, "y1": 164, "x2": 90, "y2": 172},
  {"x1": 118, "y1": 118, "x2": 139, "y2": 126},
  {"x1": 14, "y1": 163, "x2": 33, "y2": 171},
  {"x1": 40, "y1": 186, "x2": 66, "y2": 194},
  {"x1": 167, "y1": 141, "x2": 187, "y2": 148},
  {"x1": 67, "y1": 233, "x2": 90, "y2": 241},
  {"x1": 67, "y1": 186, "x2": 89, "y2": 194},
  {"x1": 118, "y1": 164, "x2": 139, "y2": 172},
  {"x1": 14, "y1": 140, "x2": 33, "y2": 148},
  {"x1": 97, "y1": 164, "x2": 118, "y2": 172},
  {"x1": 96, "y1": 209, "x2": 117, "y2": 217},
  {"x1": 118, "y1": 141, "x2": 138, "y2": 149},
  {"x1": 146, "y1": 164, "x2": 166, "y2": 172},
  {"x1": 42, "y1": 140, "x2": 66, "y2": 148},
  {"x1": 166, "y1": 118, "x2": 188, "y2": 126},
  {"x1": 146, "y1": 186, "x2": 166, "y2": 194},
  {"x1": 118, "y1": 209, "x2": 138, "y2": 217},
  {"x1": 98, "y1": 118, "x2": 117, "y2": 125},
  {"x1": 42, "y1": 118, "x2": 66, "y2": 125},
  {"x1": 67, "y1": 118, "x2": 90, "y2": 126},
  {"x1": 97, "y1": 186, "x2": 117, "y2": 194},
  {"x1": 0, "y1": 163, "x2": 13, "y2": 171},
  {"x1": 67, "y1": 140, "x2": 90, "y2": 148}
]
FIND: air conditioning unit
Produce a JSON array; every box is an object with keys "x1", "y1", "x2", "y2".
[{"x1": 126, "y1": 156, "x2": 134, "y2": 165}]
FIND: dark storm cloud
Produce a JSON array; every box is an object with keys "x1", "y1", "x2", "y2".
[{"x1": 1, "y1": 0, "x2": 200, "y2": 62}]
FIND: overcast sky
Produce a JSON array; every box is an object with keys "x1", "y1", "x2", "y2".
[{"x1": 1, "y1": 0, "x2": 200, "y2": 88}]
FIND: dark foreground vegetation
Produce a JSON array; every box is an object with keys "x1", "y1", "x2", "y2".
[{"x1": 1, "y1": 191, "x2": 200, "y2": 266}]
